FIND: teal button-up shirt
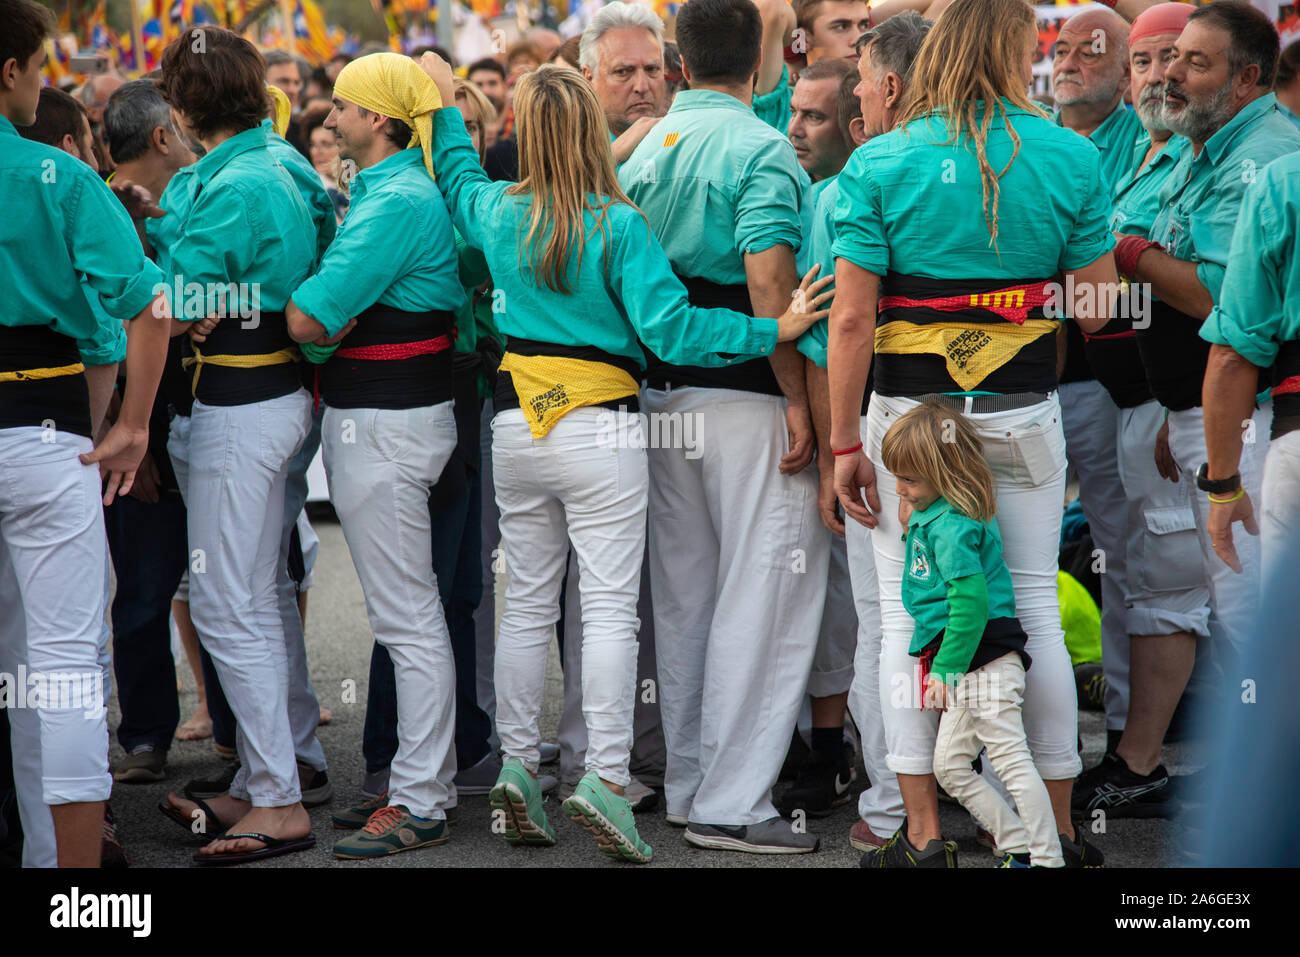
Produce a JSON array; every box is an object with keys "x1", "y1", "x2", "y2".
[
  {"x1": 1149, "y1": 93, "x2": 1300, "y2": 305},
  {"x1": 1057, "y1": 99, "x2": 1145, "y2": 197},
  {"x1": 796, "y1": 174, "x2": 840, "y2": 369},
  {"x1": 833, "y1": 101, "x2": 1114, "y2": 280},
  {"x1": 1109, "y1": 132, "x2": 1188, "y2": 238},
  {"x1": 1200, "y1": 151, "x2": 1300, "y2": 369},
  {"x1": 753, "y1": 63, "x2": 793, "y2": 135},
  {"x1": 292, "y1": 148, "x2": 463, "y2": 337},
  {"x1": 618, "y1": 89, "x2": 805, "y2": 285},
  {"x1": 164, "y1": 124, "x2": 315, "y2": 319},
  {"x1": 261, "y1": 119, "x2": 337, "y2": 267},
  {"x1": 430, "y1": 107, "x2": 776, "y2": 367},
  {"x1": 1, "y1": 115, "x2": 160, "y2": 363},
  {"x1": 1279, "y1": 101, "x2": 1300, "y2": 133}
]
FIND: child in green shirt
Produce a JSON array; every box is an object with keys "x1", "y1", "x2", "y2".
[{"x1": 881, "y1": 402, "x2": 1063, "y2": 867}]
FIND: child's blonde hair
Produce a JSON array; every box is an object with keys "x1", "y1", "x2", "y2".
[{"x1": 880, "y1": 401, "x2": 997, "y2": 522}]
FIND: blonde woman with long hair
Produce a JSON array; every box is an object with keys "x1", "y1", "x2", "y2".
[
  {"x1": 826, "y1": 0, "x2": 1116, "y2": 867},
  {"x1": 419, "y1": 53, "x2": 830, "y2": 863}
]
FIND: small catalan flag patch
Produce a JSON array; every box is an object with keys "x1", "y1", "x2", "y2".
[{"x1": 663, "y1": 132, "x2": 680, "y2": 147}]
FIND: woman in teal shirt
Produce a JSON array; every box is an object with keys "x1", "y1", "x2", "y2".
[
  {"x1": 418, "y1": 53, "x2": 829, "y2": 864},
  {"x1": 825, "y1": 0, "x2": 1113, "y2": 869}
]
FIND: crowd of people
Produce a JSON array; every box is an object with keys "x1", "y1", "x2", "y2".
[{"x1": 1, "y1": 0, "x2": 1298, "y2": 869}]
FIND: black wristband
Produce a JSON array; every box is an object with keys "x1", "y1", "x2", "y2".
[{"x1": 1195, "y1": 463, "x2": 1241, "y2": 494}]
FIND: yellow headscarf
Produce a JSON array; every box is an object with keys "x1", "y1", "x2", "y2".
[
  {"x1": 333, "y1": 52, "x2": 443, "y2": 177},
  {"x1": 266, "y1": 84, "x2": 293, "y2": 138}
]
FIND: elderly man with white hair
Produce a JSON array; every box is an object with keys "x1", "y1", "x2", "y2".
[{"x1": 580, "y1": 1, "x2": 668, "y2": 141}]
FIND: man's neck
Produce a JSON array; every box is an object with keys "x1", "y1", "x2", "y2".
[
  {"x1": 356, "y1": 142, "x2": 402, "y2": 172},
  {"x1": 1058, "y1": 92, "x2": 1121, "y2": 139},
  {"x1": 198, "y1": 127, "x2": 240, "y2": 154},
  {"x1": 114, "y1": 157, "x2": 170, "y2": 201},
  {"x1": 687, "y1": 79, "x2": 753, "y2": 108}
]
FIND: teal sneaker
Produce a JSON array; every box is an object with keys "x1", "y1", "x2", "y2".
[
  {"x1": 332, "y1": 805, "x2": 448, "y2": 859},
  {"x1": 489, "y1": 758, "x2": 556, "y2": 846},
  {"x1": 562, "y1": 772, "x2": 653, "y2": 863}
]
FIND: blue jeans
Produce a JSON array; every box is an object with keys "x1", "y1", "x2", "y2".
[
  {"x1": 104, "y1": 493, "x2": 189, "y2": 752},
  {"x1": 363, "y1": 398, "x2": 492, "y2": 774}
]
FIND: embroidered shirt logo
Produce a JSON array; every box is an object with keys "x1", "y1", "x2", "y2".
[{"x1": 909, "y1": 541, "x2": 931, "y2": 581}]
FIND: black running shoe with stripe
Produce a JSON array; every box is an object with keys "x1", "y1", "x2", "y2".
[{"x1": 1072, "y1": 752, "x2": 1171, "y2": 819}]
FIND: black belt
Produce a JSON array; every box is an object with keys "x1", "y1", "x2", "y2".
[{"x1": 912, "y1": 392, "x2": 1050, "y2": 414}]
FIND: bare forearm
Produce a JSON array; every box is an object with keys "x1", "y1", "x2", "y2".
[
  {"x1": 1115, "y1": 0, "x2": 1162, "y2": 24},
  {"x1": 755, "y1": 0, "x2": 795, "y2": 95},
  {"x1": 807, "y1": 360, "x2": 833, "y2": 456},
  {"x1": 119, "y1": 296, "x2": 171, "y2": 432},
  {"x1": 827, "y1": 262, "x2": 879, "y2": 448},
  {"x1": 768, "y1": 343, "x2": 809, "y2": 405},
  {"x1": 84, "y1": 362, "x2": 119, "y2": 437},
  {"x1": 1202, "y1": 345, "x2": 1259, "y2": 481},
  {"x1": 1134, "y1": 249, "x2": 1215, "y2": 320}
]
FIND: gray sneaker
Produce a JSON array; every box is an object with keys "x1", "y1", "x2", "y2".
[
  {"x1": 538, "y1": 742, "x2": 560, "y2": 765},
  {"x1": 114, "y1": 745, "x2": 167, "y2": 783},
  {"x1": 684, "y1": 816, "x2": 820, "y2": 854},
  {"x1": 299, "y1": 761, "x2": 333, "y2": 806},
  {"x1": 454, "y1": 751, "x2": 504, "y2": 796}
]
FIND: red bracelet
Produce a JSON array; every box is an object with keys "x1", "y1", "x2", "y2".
[
  {"x1": 831, "y1": 442, "x2": 863, "y2": 456},
  {"x1": 1115, "y1": 234, "x2": 1161, "y2": 279}
]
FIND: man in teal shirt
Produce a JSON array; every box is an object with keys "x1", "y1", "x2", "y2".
[
  {"x1": 1199, "y1": 151, "x2": 1300, "y2": 580},
  {"x1": 1072, "y1": 0, "x2": 1210, "y2": 825},
  {"x1": 799, "y1": 8, "x2": 929, "y2": 856},
  {"x1": 0, "y1": 0, "x2": 171, "y2": 868},
  {"x1": 287, "y1": 52, "x2": 465, "y2": 860},
  {"x1": 618, "y1": 0, "x2": 828, "y2": 855},
  {"x1": 1115, "y1": 2, "x2": 1300, "y2": 671}
]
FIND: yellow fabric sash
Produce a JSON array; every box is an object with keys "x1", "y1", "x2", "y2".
[
  {"x1": 0, "y1": 362, "x2": 86, "y2": 383},
  {"x1": 182, "y1": 345, "x2": 299, "y2": 396},
  {"x1": 498, "y1": 352, "x2": 638, "y2": 439},
  {"x1": 267, "y1": 84, "x2": 293, "y2": 138},
  {"x1": 875, "y1": 319, "x2": 1059, "y2": 392}
]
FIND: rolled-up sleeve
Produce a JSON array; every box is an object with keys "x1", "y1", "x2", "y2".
[
  {"x1": 75, "y1": 289, "x2": 128, "y2": 366},
  {"x1": 1200, "y1": 177, "x2": 1283, "y2": 368},
  {"x1": 70, "y1": 172, "x2": 165, "y2": 321},
  {"x1": 1061, "y1": 151, "x2": 1116, "y2": 271},
  {"x1": 831, "y1": 151, "x2": 887, "y2": 275},
  {"x1": 734, "y1": 141, "x2": 803, "y2": 257}
]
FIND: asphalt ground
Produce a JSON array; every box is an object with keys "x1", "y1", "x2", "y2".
[{"x1": 105, "y1": 515, "x2": 1201, "y2": 869}]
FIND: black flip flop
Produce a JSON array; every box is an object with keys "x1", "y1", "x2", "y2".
[
  {"x1": 158, "y1": 796, "x2": 230, "y2": 840},
  {"x1": 192, "y1": 832, "x2": 316, "y2": 867}
]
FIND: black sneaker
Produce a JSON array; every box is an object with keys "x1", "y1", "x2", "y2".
[
  {"x1": 184, "y1": 762, "x2": 239, "y2": 800},
  {"x1": 859, "y1": 818, "x2": 958, "y2": 868},
  {"x1": 778, "y1": 729, "x2": 811, "y2": 782},
  {"x1": 1074, "y1": 663, "x2": 1106, "y2": 711},
  {"x1": 775, "y1": 748, "x2": 856, "y2": 819},
  {"x1": 1072, "y1": 752, "x2": 1171, "y2": 819},
  {"x1": 1060, "y1": 826, "x2": 1105, "y2": 867}
]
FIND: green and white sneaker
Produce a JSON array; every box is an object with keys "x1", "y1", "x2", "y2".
[
  {"x1": 562, "y1": 772, "x2": 653, "y2": 863},
  {"x1": 489, "y1": 758, "x2": 556, "y2": 846},
  {"x1": 332, "y1": 805, "x2": 448, "y2": 859}
]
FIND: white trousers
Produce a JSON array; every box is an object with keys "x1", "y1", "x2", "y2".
[
  {"x1": 185, "y1": 390, "x2": 311, "y2": 805},
  {"x1": 168, "y1": 411, "x2": 325, "y2": 773},
  {"x1": 1059, "y1": 380, "x2": 1129, "y2": 731},
  {"x1": 1167, "y1": 403, "x2": 1270, "y2": 654},
  {"x1": 644, "y1": 387, "x2": 828, "y2": 825},
  {"x1": 843, "y1": 487, "x2": 905, "y2": 836},
  {"x1": 808, "y1": 535, "x2": 857, "y2": 698},
  {"x1": 865, "y1": 393, "x2": 1080, "y2": 781},
  {"x1": 934, "y1": 653, "x2": 1063, "y2": 866},
  {"x1": 1260, "y1": 428, "x2": 1300, "y2": 580},
  {"x1": 492, "y1": 407, "x2": 646, "y2": 787},
  {"x1": 1117, "y1": 399, "x2": 1210, "y2": 644},
  {"x1": 323, "y1": 403, "x2": 458, "y2": 819},
  {"x1": 0, "y1": 427, "x2": 111, "y2": 868}
]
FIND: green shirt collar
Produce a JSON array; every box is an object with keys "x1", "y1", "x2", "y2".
[
  {"x1": 909, "y1": 497, "x2": 955, "y2": 529},
  {"x1": 667, "y1": 89, "x2": 755, "y2": 118},
  {"x1": 351, "y1": 147, "x2": 424, "y2": 201},
  {"x1": 191, "y1": 124, "x2": 269, "y2": 188},
  {"x1": 1201, "y1": 93, "x2": 1280, "y2": 166},
  {"x1": 1087, "y1": 99, "x2": 1134, "y2": 149}
]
